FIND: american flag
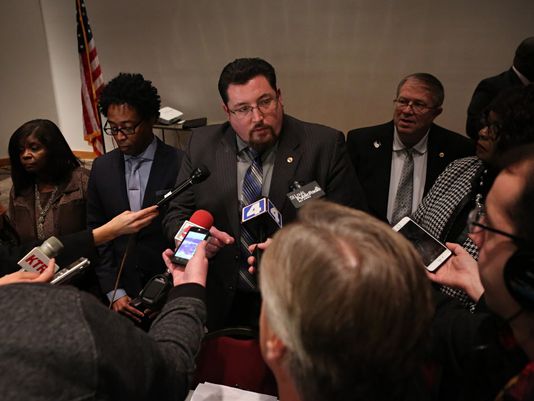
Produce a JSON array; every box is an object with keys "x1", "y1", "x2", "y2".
[{"x1": 76, "y1": 0, "x2": 105, "y2": 156}]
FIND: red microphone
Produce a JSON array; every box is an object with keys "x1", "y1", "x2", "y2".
[{"x1": 173, "y1": 210, "x2": 214, "y2": 245}]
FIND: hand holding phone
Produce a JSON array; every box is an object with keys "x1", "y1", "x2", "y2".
[
  {"x1": 392, "y1": 217, "x2": 452, "y2": 272},
  {"x1": 171, "y1": 227, "x2": 210, "y2": 265}
]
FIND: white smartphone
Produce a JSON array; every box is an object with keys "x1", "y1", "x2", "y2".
[{"x1": 392, "y1": 217, "x2": 452, "y2": 272}]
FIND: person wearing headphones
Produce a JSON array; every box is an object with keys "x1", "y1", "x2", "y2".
[{"x1": 430, "y1": 145, "x2": 534, "y2": 400}]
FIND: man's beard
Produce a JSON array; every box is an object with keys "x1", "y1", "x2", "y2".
[{"x1": 248, "y1": 123, "x2": 278, "y2": 152}]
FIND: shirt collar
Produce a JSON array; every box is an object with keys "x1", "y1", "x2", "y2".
[
  {"x1": 393, "y1": 126, "x2": 429, "y2": 155},
  {"x1": 236, "y1": 134, "x2": 249, "y2": 154},
  {"x1": 124, "y1": 136, "x2": 158, "y2": 162}
]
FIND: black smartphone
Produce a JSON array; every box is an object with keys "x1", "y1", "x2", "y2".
[{"x1": 171, "y1": 227, "x2": 209, "y2": 265}]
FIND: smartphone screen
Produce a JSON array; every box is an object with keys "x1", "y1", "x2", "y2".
[
  {"x1": 393, "y1": 218, "x2": 451, "y2": 272},
  {"x1": 172, "y1": 228, "x2": 209, "y2": 264}
]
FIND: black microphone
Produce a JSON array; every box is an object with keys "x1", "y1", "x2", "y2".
[
  {"x1": 156, "y1": 165, "x2": 210, "y2": 208},
  {"x1": 287, "y1": 180, "x2": 325, "y2": 209},
  {"x1": 241, "y1": 197, "x2": 283, "y2": 268},
  {"x1": 241, "y1": 197, "x2": 282, "y2": 243}
]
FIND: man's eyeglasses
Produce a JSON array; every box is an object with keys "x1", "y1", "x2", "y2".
[
  {"x1": 467, "y1": 208, "x2": 523, "y2": 242},
  {"x1": 393, "y1": 97, "x2": 437, "y2": 114},
  {"x1": 228, "y1": 96, "x2": 278, "y2": 120},
  {"x1": 104, "y1": 120, "x2": 143, "y2": 136}
]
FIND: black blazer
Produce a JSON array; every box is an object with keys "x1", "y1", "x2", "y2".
[
  {"x1": 466, "y1": 68, "x2": 523, "y2": 139},
  {"x1": 87, "y1": 138, "x2": 184, "y2": 296},
  {"x1": 346, "y1": 121, "x2": 474, "y2": 223},
  {"x1": 163, "y1": 114, "x2": 367, "y2": 329}
]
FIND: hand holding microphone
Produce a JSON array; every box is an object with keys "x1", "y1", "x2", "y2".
[
  {"x1": 246, "y1": 239, "x2": 272, "y2": 275},
  {"x1": 18, "y1": 236, "x2": 63, "y2": 274},
  {"x1": 0, "y1": 258, "x2": 56, "y2": 285},
  {"x1": 241, "y1": 197, "x2": 282, "y2": 271},
  {"x1": 92, "y1": 206, "x2": 159, "y2": 245}
]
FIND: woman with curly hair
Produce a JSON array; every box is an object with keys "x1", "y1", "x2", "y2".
[{"x1": 8, "y1": 119, "x2": 90, "y2": 242}]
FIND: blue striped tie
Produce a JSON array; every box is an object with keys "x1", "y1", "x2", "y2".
[{"x1": 239, "y1": 148, "x2": 263, "y2": 290}]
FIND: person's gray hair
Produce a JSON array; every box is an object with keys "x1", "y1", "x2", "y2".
[
  {"x1": 396, "y1": 72, "x2": 444, "y2": 107},
  {"x1": 260, "y1": 200, "x2": 434, "y2": 401}
]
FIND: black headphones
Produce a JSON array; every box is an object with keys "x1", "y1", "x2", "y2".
[{"x1": 503, "y1": 248, "x2": 534, "y2": 310}]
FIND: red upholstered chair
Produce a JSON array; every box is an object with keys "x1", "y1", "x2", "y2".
[{"x1": 192, "y1": 327, "x2": 278, "y2": 396}]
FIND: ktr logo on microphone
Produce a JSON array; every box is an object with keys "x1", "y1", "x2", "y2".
[
  {"x1": 242, "y1": 198, "x2": 282, "y2": 228},
  {"x1": 23, "y1": 255, "x2": 49, "y2": 273}
]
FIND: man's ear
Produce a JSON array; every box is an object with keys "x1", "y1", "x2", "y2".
[
  {"x1": 433, "y1": 106, "x2": 443, "y2": 119},
  {"x1": 264, "y1": 332, "x2": 287, "y2": 364},
  {"x1": 276, "y1": 88, "x2": 283, "y2": 108},
  {"x1": 222, "y1": 103, "x2": 230, "y2": 117}
]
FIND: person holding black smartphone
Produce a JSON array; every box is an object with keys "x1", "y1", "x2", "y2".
[{"x1": 0, "y1": 238, "x2": 208, "y2": 401}]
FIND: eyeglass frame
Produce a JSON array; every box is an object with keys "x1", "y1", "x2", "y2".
[
  {"x1": 467, "y1": 208, "x2": 524, "y2": 243},
  {"x1": 393, "y1": 97, "x2": 439, "y2": 114},
  {"x1": 478, "y1": 114, "x2": 501, "y2": 140},
  {"x1": 103, "y1": 119, "x2": 144, "y2": 136},
  {"x1": 227, "y1": 95, "x2": 279, "y2": 120}
]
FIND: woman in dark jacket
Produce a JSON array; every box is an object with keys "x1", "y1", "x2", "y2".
[{"x1": 8, "y1": 119, "x2": 90, "y2": 242}]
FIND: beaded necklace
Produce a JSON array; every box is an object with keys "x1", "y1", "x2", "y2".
[{"x1": 35, "y1": 184, "x2": 58, "y2": 240}]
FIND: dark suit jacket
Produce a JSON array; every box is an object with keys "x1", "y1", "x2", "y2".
[
  {"x1": 346, "y1": 121, "x2": 474, "y2": 223},
  {"x1": 430, "y1": 290, "x2": 527, "y2": 401},
  {"x1": 162, "y1": 114, "x2": 367, "y2": 329},
  {"x1": 466, "y1": 68, "x2": 523, "y2": 139},
  {"x1": 87, "y1": 138, "x2": 183, "y2": 296}
]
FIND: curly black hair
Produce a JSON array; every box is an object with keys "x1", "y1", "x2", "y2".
[
  {"x1": 99, "y1": 73, "x2": 161, "y2": 120},
  {"x1": 488, "y1": 84, "x2": 534, "y2": 155},
  {"x1": 8, "y1": 119, "x2": 80, "y2": 196}
]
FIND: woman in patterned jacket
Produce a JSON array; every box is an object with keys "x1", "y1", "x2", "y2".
[{"x1": 413, "y1": 84, "x2": 534, "y2": 307}]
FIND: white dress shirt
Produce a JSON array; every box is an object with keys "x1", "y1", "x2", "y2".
[{"x1": 386, "y1": 128, "x2": 429, "y2": 224}]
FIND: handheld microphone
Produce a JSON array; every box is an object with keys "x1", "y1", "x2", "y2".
[
  {"x1": 287, "y1": 180, "x2": 325, "y2": 209},
  {"x1": 18, "y1": 236, "x2": 63, "y2": 274},
  {"x1": 156, "y1": 165, "x2": 210, "y2": 208},
  {"x1": 174, "y1": 209, "x2": 214, "y2": 245},
  {"x1": 241, "y1": 197, "x2": 282, "y2": 270},
  {"x1": 241, "y1": 197, "x2": 282, "y2": 243}
]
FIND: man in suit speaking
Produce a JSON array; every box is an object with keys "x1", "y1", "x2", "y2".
[
  {"x1": 163, "y1": 57, "x2": 366, "y2": 330},
  {"x1": 346, "y1": 73, "x2": 473, "y2": 225}
]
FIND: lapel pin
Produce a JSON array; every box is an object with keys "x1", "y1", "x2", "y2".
[
  {"x1": 439, "y1": 152, "x2": 445, "y2": 158},
  {"x1": 373, "y1": 140, "x2": 381, "y2": 149},
  {"x1": 287, "y1": 156, "x2": 294, "y2": 163}
]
